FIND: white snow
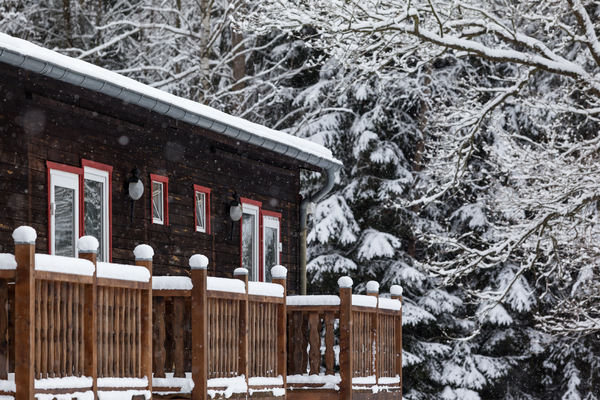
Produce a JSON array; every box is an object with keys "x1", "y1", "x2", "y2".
[
  {"x1": 153, "y1": 373, "x2": 194, "y2": 393},
  {"x1": 0, "y1": 373, "x2": 15, "y2": 392},
  {"x1": 352, "y1": 376, "x2": 376, "y2": 385},
  {"x1": 35, "y1": 254, "x2": 95, "y2": 276},
  {"x1": 12, "y1": 226, "x2": 36, "y2": 244},
  {"x1": 352, "y1": 294, "x2": 377, "y2": 308},
  {"x1": 98, "y1": 377, "x2": 148, "y2": 388},
  {"x1": 287, "y1": 374, "x2": 340, "y2": 384},
  {"x1": 378, "y1": 298, "x2": 402, "y2": 311},
  {"x1": 35, "y1": 376, "x2": 92, "y2": 389},
  {"x1": 207, "y1": 277, "x2": 245, "y2": 294},
  {"x1": 97, "y1": 390, "x2": 150, "y2": 400},
  {"x1": 390, "y1": 285, "x2": 403, "y2": 296},
  {"x1": 36, "y1": 391, "x2": 93, "y2": 400},
  {"x1": 270, "y1": 265, "x2": 287, "y2": 279},
  {"x1": 366, "y1": 281, "x2": 379, "y2": 293},
  {"x1": 133, "y1": 245, "x2": 154, "y2": 260},
  {"x1": 97, "y1": 262, "x2": 150, "y2": 283},
  {"x1": 248, "y1": 376, "x2": 284, "y2": 386},
  {"x1": 338, "y1": 276, "x2": 353, "y2": 288},
  {"x1": 77, "y1": 236, "x2": 99, "y2": 253},
  {"x1": 153, "y1": 276, "x2": 193, "y2": 291},
  {"x1": 0, "y1": 254, "x2": 16, "y2": 270},
  {"x1": 234, "y1": 268, "x2": 248, "y2": 276},
  {"x1": 207, "y1": 376, "x2": 247, "y2": 398},
  {"x1": 378, "y1": 376, "x2": 401, "y2": 384},
  {"x1": 286, "y1": 295, "x2": 340, "y2": 306},
  {"x1": 0, "y1": 33, "x2": 339, "y2": 166},
  {"x1": 189, "y1": 254, "x2": 209, "y2": 269},
  {"x1": 248, "y1": 281, "x2": 284, "y2": 298},
  {"x1": 357, "y1": 229, "x2": 401, "y2": 260}
]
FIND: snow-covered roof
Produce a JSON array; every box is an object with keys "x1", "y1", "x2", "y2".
[{"x1": 0, "y1": 33, "x2": 342, "y2": 171}]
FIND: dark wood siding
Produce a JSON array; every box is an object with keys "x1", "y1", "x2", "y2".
[{"x1": 0, "y1": 63, "x2": 304, "y2": 293}]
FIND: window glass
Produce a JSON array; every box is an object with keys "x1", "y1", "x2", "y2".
[
  {"x1": 55, "y1": 186, "x2": 76, "y2": 257},
  {"x1": 264, "y1": 226, "x2": 277, "y2": 282},
  {"x1": 153, "y1": 181, "x2": 164, "y2": 223},
  {"x1": 84, "y1": 179, "x2": 104, "y2": 260},
  {"x1": 242, "y1": 212, "x2": 256, "y2": 280},
  {"x1": 196, "y1": 191, "x2": 206, "y2": 232}
]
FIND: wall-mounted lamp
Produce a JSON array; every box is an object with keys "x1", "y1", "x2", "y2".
[
  {"x1": 229, "y1": 192, "x2": 242, "y2": 240},
  {"x1": 128, "y1": 166, "x2": 144, "y2": 222}
]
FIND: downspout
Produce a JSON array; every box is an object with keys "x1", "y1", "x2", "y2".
[{"x1": 299, "y1": 165, "x2": 339, "y2": 295}]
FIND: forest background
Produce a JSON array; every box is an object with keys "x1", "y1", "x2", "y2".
[{"x1": 2, "y1": 0, "x2": 600, "y2": 398}]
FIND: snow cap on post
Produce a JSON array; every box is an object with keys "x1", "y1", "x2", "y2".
[
  {"x1": 234, "y1": 267, "x2": 248, "y2": 276},
  {"x1": 366, "y1": 281, "x2": 380, "y2": 294},
  {"x1": 189, "y1": 254, "x2": 209, "y2": 269},
  {"x1": 390, "y1": 285, "x2": 403, "y2": 296},
  {"x1": 271, "y1": 265, "x2": 287, "y2": 280},
  {"x1": 338, "y1": 276, "x2": 353, "y2": 289},
  {"x1": 13, "y1": 226, "x2": 37, "y2": 244},
  {"x1": 78, "y1": 236, "x2": 99, "y2": 254},
  {"x1": 134, "y1": 244, "x2": 154, "y2": 261}
]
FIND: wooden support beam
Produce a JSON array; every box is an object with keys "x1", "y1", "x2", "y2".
[
  {"x1": 14, "y1": 228, "x2": 36, "y2": 400},
  {"x1": 191, "y1": 255, "x2": 209, "y2": 400},
  {"x1": 272, "y1": 266, "x2": 287, "y2": 398},
  {"x1": 135, "y1": 246, "x2": 154, "y2": 396},
  {"x1": 234, "y1": 268, "x2": 249, "y2": 392},
  {"x1": 391, "y1": 286, "x2": 403, "y2": 400},
  {"x1": 367, "y1": 282, "x2": 379, "y2": 382},
  {"x1": 79, "y1": 249, "x2": 98, "y2": 399},
  {"x1": 338, "y1": 277, "x2": 353, "y2": 400}
]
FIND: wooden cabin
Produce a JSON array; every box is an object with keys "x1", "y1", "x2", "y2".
[
  {"x1": 0, "y1": 34, "x2": 402, "y2": 400},
  {"x1": 0, "y1": 33, "x2": 341, "y2": 291}
]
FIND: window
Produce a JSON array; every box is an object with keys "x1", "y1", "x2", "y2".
[
  {"x1": 194, "y1": 185, "x2": 211, "y2": 234},
  {"x1": 241, "y1": 199, "x2": 261, "y2": 282},
  {"x1": 49, "y1": 166, "x2": 80, "y2": 257},
  {"x1": 48, "y1": 160, "x2": 112, "y2": 261},
  {"x1": 151, "y1": 174, "x2": 169, "y2": 225},
  {"x1": 263, "y1": 211, "x2": 281, "y2": 283}
]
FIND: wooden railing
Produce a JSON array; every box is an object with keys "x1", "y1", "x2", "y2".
[
  {"x1": 152, "y1": 264, "x2": 288, "y2": 399},
  {"x1": 0, "y1": 227, "x2": 153, "y2": 400},
  {"x1": 286, "y1": 278, "x2": 403, "y2": 400}
]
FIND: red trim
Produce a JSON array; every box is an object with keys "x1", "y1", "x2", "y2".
[
  {"x1": 150, "y1": 174, "x2": 169, "y2": 226},
  {"x1": 46, "y1": 162, "x2": 82, "y2": 255},
  {"x1": 240, "y1": 197, "x2": 262, "y2": 208},
  {"x1": 262, "y1": 210, "x2": 282, "y2": 219},
  {"x1": 82, "y1": 159, "x2": 113, "y2": 262},
  {"x1": 193, "y1": 185, "x2": 212, "y2": 234}
]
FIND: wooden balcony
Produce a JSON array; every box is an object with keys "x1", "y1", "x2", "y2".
[{"x1": 0, "y1": 227, "x2": 402, "y2": 400}]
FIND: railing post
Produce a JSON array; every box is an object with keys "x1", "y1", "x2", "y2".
[
  {"x1": 338, "y1": 276, "x2": 353, "y2": 400},
  {"x1": 134, "y1": 244, "x2": 154, "y2": 396},
  {"x1": 234, "y1": 268, "x2": 249, "y2": 390},
  {"x1": 191, "y1": 255, "x2": 209, "y2": 400},
  {"x1": 78, "y1": 236, "x2": 99, "y2": 399},
  {"x1": 391, "y1": 285, "x2": 403, "y2": 399},
  {"x1": 271, "y1": 266, "x2": 287, "y2": 397},
  {"x1": 13, "y1": 226, "x2": 36, "y2": 400},
  {"x1": 367, "y1": 281, "x2": 379, "y2": 383}
]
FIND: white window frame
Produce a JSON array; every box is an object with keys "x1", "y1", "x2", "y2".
[
  {"x1": 152, "y1": 181, "x2": 165, "y2": 225},
  {"x1": 241, "y1": 203, "x2": 260, "y2": 282},
  {"x1": 263, "y1": 215, "x2": 281, "y2": 282},
  {"x1": 83, "y1": 167, "x2": 110, "y2": 262},
  {"x1": 49, "y1": 169, "x2": 80, "y2": 257}
]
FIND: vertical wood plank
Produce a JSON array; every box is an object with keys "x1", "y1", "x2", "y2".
[
  {"x1": 66, "y1": 282, "x2": 73, "y2": 377},
  {"x1": 154, "y1": 296, "x2": 166, "y2": 378},
  {"x1": 108, "y1": 287, "x2": 114, "y2": 377},
  {"x1": 34, "y1": 280, "x2": 40, "y2": 379},
  {"x1": 41, "y1": 281, "x2": 48, "y2": 379},
  {"x1": 14, "y1": 238, "x2": 36, "y2": 400},
  {"x1": 191, "y1": 260, "x2": 208, "y2": 400},
  {"x1": 174, "y1": 296, "x2": 185, "y2": 378},
  {"x1": 8, "y1": 285, "x2": 14, "y2": 375},
  {"x1": 339, "y1": 284, "x2": 353, "y2": 400},
  {"x1": 308, "y1": 312, "x2": 319, "y2": 375},
  {"x1": 325, "y1": 311, "x2": 334, "y2": 375},
  {"x1": 119, "y1": 288, "x2": 125, "y2": 378},
  {"x1": 301, "y1": 314, "x2": 308, "y2": 374},
  {"x1": 273, "y1": 271, "x2": 287, "y2": 392},
  {"x1": 291, "y1": 311, "x2": 303, "y2": 375},
  {"x1": 79, "y1": 251, "x2": 98, "y2": 398},
  {"x1": 73, "y1": 283, "x2": 79, "y2": 377},
  {"x1": 135, "y1": 255, "x2": 153, "y2": 394},
  {"x1": 0, "y1": 280, "x2": 9, "y2": 380},
  {"x1": 48, "y1": 280, "x2": 55, "y2": 377},
  {"x1": 391, "y1": 293, "x2": 403, "y2": 399},
  {"x1": 235, "y1": 270, "x2": 249, "y2": 393}
]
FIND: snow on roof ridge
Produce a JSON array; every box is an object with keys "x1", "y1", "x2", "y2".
[{"x1": 0, "y1": 33, "x2": 341, "y2": 168}]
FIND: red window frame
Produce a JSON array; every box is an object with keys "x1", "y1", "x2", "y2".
[
  {"x1": 150, "y1": 174, "x2": 169, "y2": 226},
  {"x1": 47, "y1": 159, "x2": 113, "y2": 261},
  {"x1": 193, "y1": 184, "x2": 212, "y2": 234},
  {"x1": 262, "y1": 210, "x2": 282, "y2": 282}
]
